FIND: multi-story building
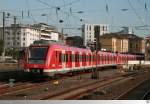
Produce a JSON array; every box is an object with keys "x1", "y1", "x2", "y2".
[
  {"x1": 100, "y1": 33, "x2": 129, "y2": 53},
  {"x1": 145, "y1": 35, "x2": 150, "y2": 60},
  {"x1": 100, "y1": 33, "x2": 145, "y2": 54},
  {"x1": 4, "y1": 24, "x2": 40, "y2": 50},
  {"x1": 2, "y1": 23, "x2": 64, "y2": 50},
  {"x1": 82, "y1": 24, "x2": 109, "y2": 46},
  {"x1": 129, "y1": 36, "x2": 145, "y2": 54}
]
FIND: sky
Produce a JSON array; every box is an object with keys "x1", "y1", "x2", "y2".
[{"x1": 0, "y1": 0, "x2": 150, "y2": 37}]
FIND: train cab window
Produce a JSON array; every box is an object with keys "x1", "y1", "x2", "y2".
[{"x1": 28, "y1": 46, "x2": 48, "y2": 64}]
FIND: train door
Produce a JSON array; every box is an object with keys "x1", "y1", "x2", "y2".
[
  {"x1": 55, "y1": 51, "x2": 62, "y2": 69},
  {"x1": 89, "y1": 53, "x2": 92, "y2": 66},
  {"x1": 86, "y1": 53, "x2": 89, "y2": 66},
  {"x1": 62, "y1": 50, "x2": 66, "y2": 69},
  {"x1": 112, "y1": 54, "x2": 114, "y2": 64},
  {"x1": 107, "y1": 53, "x2": 111, "y2": 64},
  {"x1": 75, "y1": 52, "x2": 79, "y2": 67},
  {"x1": 72, "y1": 51, "x2": 75, "y2": 69},
  {"x1": 116, "y1": 53, "x2": 119, "y2": 64},
  {"x1": 97, "y1": 53, "x2": 100, "y2": 65},
  {"x1": 93, "y1": 53, "x2": 96, "y2": 66},
  {"x1": 105, "y1": 53, "x2": 107, "y2": 64},
  {"x1": 65, "y1": 51, "x2": 72, "y2": 68},
  {"x1": 109, "y1": 53, "x2": 111, "y2": 64},
  {"x1": 100, "y1": 52, "x2": 102, "y2": 65},
  {"x1": 82, "y1": 53, "x2": 86, "y2": 67},
  {"x1": 101, "y1": 52, "x2": 104, "y2": 65}
]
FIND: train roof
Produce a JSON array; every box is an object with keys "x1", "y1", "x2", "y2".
[{"x1": 30, "y1": 40, "x2": 91, "y2": 53}]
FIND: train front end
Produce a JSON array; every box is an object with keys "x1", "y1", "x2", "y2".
[{"x1": 24, "y1": 45, "x2": 49, "y2": 74}]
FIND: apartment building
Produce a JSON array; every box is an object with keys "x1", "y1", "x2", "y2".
[
  {"x1": 4, "y1": 25, "x2": 40, "y2": 50},
  {"x1": 1, "y1": 23, "x2": 64, "y2": 50},
  {"x1": 82, "y1": 24, "x2": 109, "y2": 46}
]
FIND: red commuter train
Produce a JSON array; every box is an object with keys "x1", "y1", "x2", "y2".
[{"x1": 23, "y1": 40, "x2": 144, "y2": 76}]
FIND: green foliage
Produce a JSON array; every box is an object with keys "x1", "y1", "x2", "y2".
[{"x1": 5, "y1": 49, "x2": 19, "y2": 59}]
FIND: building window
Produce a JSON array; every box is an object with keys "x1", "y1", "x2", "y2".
[
  {"x1": 23, "y1": 38, "x2": 25, "y2": 41},
  {"x1": 89, "y1": 25, "x2": 91, "y2": 31},
  {"x1": 6, "y1": 32, "x2": 10, "y2": 35},
  {"x1": 23, "y1": 43, "x2": 25, "y2": 46},
  {"x1": 103, "y1": 26, "x2": 105, "y2": 31},
  {"x1": 105, "y1": 26, "x2": 107, "y2": 31},
  {"x1": 87, "y1": 25, "x2": 88, "y2": 31},
  {"x1": 17, "y1": 32, "x2": 21, "y2": 35}
]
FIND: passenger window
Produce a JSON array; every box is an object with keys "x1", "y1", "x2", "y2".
[
  {"x1": 66, "y1": 54, "x2": 68, "y2": 62},
  {"x1": 72, "y1": 54, "x2": 75, "y2": 62},
  {"x1": 62, "y1": 54, "x2": 65, "y2": 62}
]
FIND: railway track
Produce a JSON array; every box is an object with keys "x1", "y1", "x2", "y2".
[
  {"x1": 113, "y1": 77, "x2": 150, "y2": 100},
  {"x1": 0, "y1": 68, "x2": 149, "y2": 100},
  {"x1": 0, "y1": 69, "x2": 124, "y2": 100},
  {"x1": 142, "y1": 89, "x2": 150, "y2": 99},
  {"x1": 44, "y1": 76, "x2": 132, "y2": 100},
  {"x1": 26, "y1": 72, "x2": 137, "y2": 99}
]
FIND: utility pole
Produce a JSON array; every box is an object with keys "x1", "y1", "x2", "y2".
[
  {"x1": 2, "y1": 12, "x2": 5, "y2": 60},
  {"x1": 91, "y1": 25, "x2": 101, "y2": 79},
  {"x1": 13, "y1": 16, "x2": 17, "y2": 58}
]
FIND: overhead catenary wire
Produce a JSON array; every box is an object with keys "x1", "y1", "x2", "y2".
[
  {"x1": 127, "y1": 0, "x2": 150, "y2": 33},
  {"x1": 35, "y1": 0, "x2": 83, "y2": 33},
  {"x1": 25, "y1": 0, "x2": 38, "y2": 24}
]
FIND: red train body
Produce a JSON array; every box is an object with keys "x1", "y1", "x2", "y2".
[{"x1": 23, "y1": 42, "x2": 144, "y2": 76}]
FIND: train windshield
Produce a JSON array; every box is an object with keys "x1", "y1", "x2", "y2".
[{"x1": 28, "y1": 46, "x2": 48, "y2": 64}]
